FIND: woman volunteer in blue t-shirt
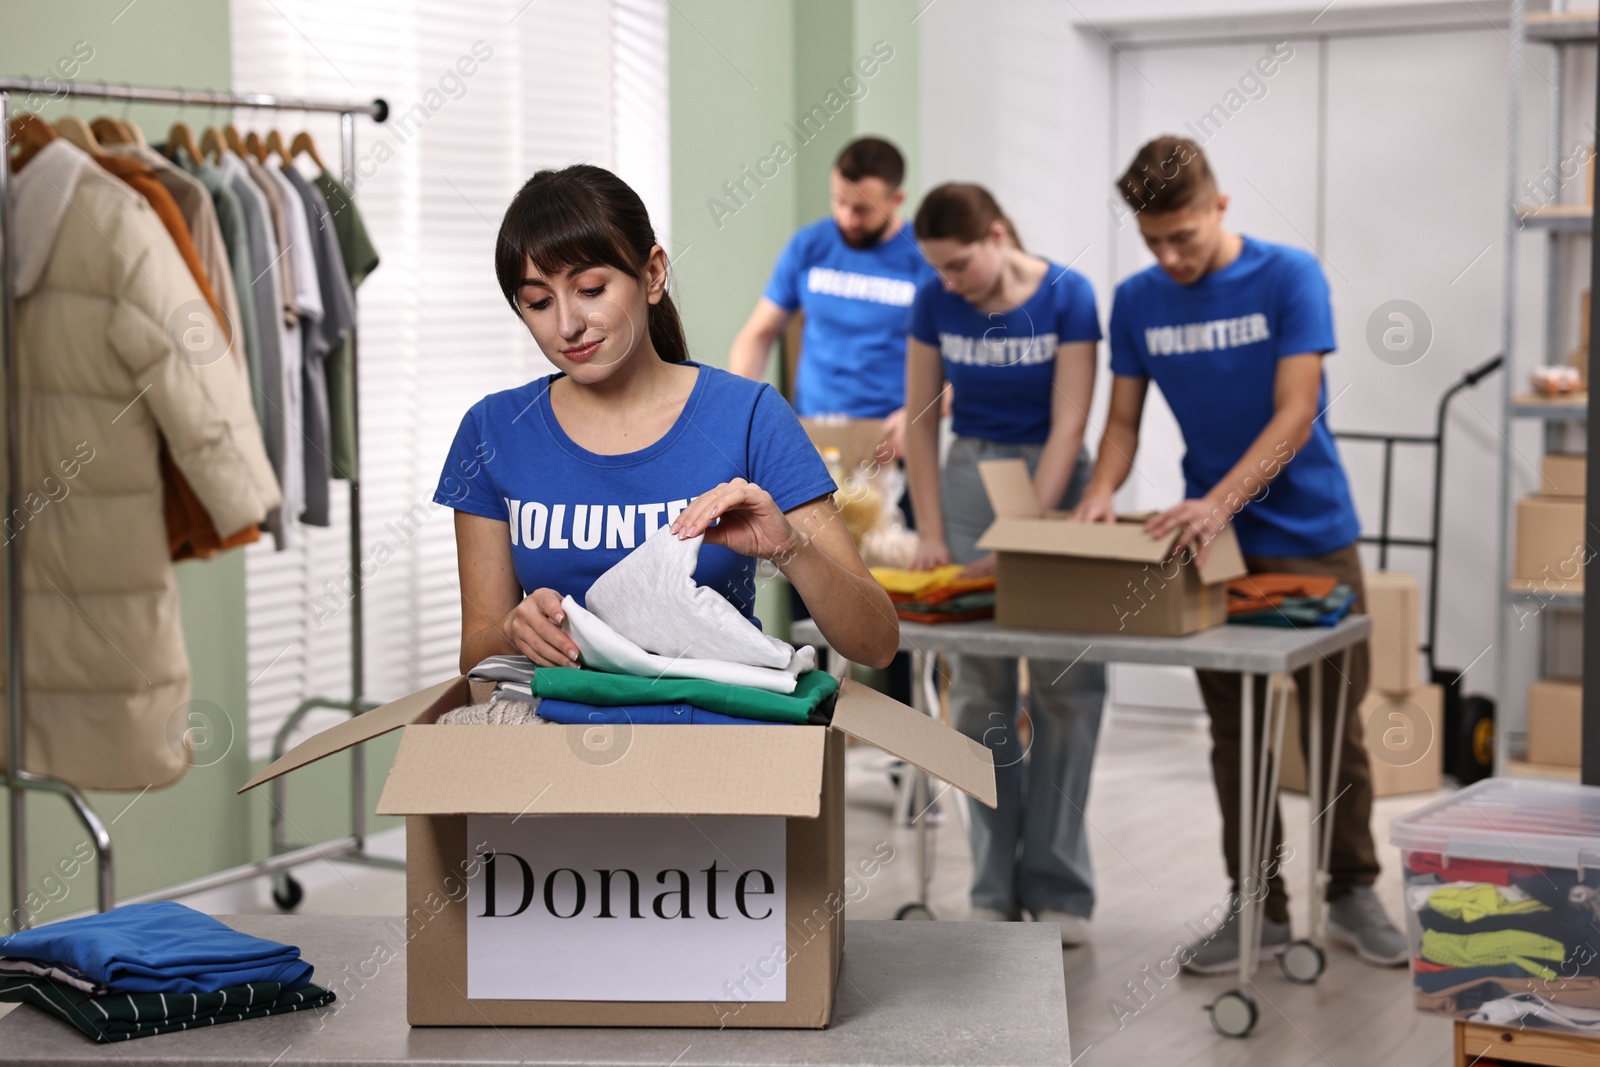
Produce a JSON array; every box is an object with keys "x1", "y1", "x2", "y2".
[
  {"x1": 903, "y1": 183, "x2": 1107, "y2": 946},
  {"x1": 434, "y1": 165, "x2": 897, "y2": 673}
]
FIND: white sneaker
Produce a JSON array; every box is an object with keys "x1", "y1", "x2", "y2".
[
  {"x1": 967, "y1": 906, "x2": 1018, "y2": 922},
  {"x1": 1032, "y1": 909, "x2": 1089, "y2": 947}
]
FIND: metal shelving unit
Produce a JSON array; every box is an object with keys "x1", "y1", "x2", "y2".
[{"x1": 1494, "y1": 1, "x2": 1596, "y2": 777}]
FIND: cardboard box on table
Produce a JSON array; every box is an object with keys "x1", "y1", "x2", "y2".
[
  {"x1": 974, "y1": 459, "x2": 1248, "y2": 636},
  {"x1": 240, "y1": 675, "x2": 996, "y2": 1029},
  {"x1": 799, "y1": 417, "x2": 891, "y2": 475}
]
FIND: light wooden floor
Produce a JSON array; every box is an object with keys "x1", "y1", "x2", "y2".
[{"x1": 3, "y1": 708, "x2": 1457, "y2": 1063}]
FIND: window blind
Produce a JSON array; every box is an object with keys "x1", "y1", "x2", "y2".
[{"x1": 231, "y1": 0, "x2": 670, "y2": 759}]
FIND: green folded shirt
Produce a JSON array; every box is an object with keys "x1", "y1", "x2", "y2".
[
  {"x1": 529, "y1": 667, "x2": 839, "y2": 725},
  {"x1": 0, "y1": 975, "x2": 335, "y2": 1043}
]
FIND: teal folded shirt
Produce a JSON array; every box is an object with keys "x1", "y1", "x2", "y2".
[{"x1": 529, "y1": 667, "x2": 839, "y2": 725}]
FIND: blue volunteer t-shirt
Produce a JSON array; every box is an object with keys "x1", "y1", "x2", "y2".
[
  {"x1": 908, "y1": 262, "x2": 1102, "y2": 445},
  {"x1": 764, "y1": 218, "x2": 937, "y2": 418},
  {"x1": 433, "y1": 363, "x2": 838, "y2": 616},
  {"x1": 1108, "y1": 236, "x2": 1360, "y2": 558}
]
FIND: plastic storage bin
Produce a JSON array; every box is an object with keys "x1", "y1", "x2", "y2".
[{"x1": 1390, "y1": 777, "x2": 1600, "y2": 1034}]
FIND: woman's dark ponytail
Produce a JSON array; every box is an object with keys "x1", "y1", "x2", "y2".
[
  {"x1": 647, "y1": 292, "x2": 690, "y2": 365},
  {"x1": 495, "y1": 164, "x2": 689, "y2": 363}
]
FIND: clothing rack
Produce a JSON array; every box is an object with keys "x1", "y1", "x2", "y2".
[{"x1": 1, "y1": 77, "x2": 390, "y2": 929}]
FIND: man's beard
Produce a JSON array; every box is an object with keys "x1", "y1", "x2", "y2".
[{"x1": 840, "y1": 218, "x2": 891, "y2": 249}]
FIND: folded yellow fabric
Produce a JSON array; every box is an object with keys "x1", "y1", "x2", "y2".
[
  {"x1": 1428, "y1": 884, "x2": 1550, "y2": 923},
  {"x1": 1420, "y1": 929, "x2": 1566, "y2": 979},
  {"x1": 873, "y1": 565, "x2": 994, "y2": 599}
]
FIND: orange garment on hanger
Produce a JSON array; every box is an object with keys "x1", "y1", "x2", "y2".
[
  {"x1": 95, "y1": 153, "x2": 260, "y2": 560},
  {"x1": 1225, "y1": 573, "x2": 1340, "y2": 615}
]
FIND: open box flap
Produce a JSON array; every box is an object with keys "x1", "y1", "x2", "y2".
[
  {"x1": 977, "y1": 458, "x2": 1043, "y2": 520},
  {"x1": 1196, "y1": 524, "x2": 1248, "y2": 584},
  {"x1": 238, "y1": 675, "x2": 468, "y2": 794},
  {"x1": 829, "y1": 680, "x2": 997, "y2": 809},
  {"x1": 375, "y1": 724, "x2": 828, "y2": 817},
  {"x1": 977, "y1": 515, "x2": 1176, "y2": 564}
]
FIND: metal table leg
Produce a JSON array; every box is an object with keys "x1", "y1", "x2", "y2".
[{"x1": 895, "y1": 647, "x2": 936, "y2": 921}]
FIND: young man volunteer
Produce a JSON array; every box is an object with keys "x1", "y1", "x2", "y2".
[{"x1": 1074, "y1": 136, "x2": 1407, "y2": 971}]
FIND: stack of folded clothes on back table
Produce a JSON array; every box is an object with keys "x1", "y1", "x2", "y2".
[{"x1": 872, "y1": 564, "x2": 996, "y2": 623}]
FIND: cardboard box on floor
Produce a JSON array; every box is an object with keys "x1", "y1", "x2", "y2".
[
  {"x1": 800, "y1": 417, "x2": 890, "y2": 475},
  {"x1": 1279, "y1": 683, "x2": 1442, "y2": 797},
  {"x1": 1365, "y1": 571, "x2": 1420, "y2": 692},
  {"x1": 1526, "y1": 679, "x2": 1582, "y2": 768},
  {"x1": 974, "y1": 459, "x2": 1247, "y2": 636},
  {"x1": 1515, "y1": 494, "x2": 1586, "y2": 585},
  {"x1": 241, "y1": 675, "x2": 995, "y2": 1029}
]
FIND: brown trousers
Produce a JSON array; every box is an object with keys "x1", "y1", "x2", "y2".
[{"x1": 1196, "y1": 541, "x2": 1380, "y2": 924}]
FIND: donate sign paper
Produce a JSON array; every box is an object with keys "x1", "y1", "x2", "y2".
[{"x1": 467, "y1": 814, "x2": 788, "y2": 1002}]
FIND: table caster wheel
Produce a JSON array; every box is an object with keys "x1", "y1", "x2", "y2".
[
  {"x1": 895, "y1": 902, "x2": 935, "y2": 920},
  {"x1": 1280, "y1": 940, "x2": 1325, "y2": 984},
  {"x1": 1209, "y1": 989, "x2": 1257, "y2": 1038},
  {"x1": 272, "y1": 873, "x2": 304, "y2": 911}
]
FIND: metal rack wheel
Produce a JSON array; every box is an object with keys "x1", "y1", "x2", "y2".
[{"x1": 1209, "y1": 990, "x2": 1258, "y2": 1038}]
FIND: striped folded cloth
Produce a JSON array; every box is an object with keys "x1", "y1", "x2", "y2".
[{"x1": 0, "y1": 975, "x2": 335, "y2": 1043}]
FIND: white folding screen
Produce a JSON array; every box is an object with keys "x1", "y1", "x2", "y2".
[{"x1": 230, "y1": 0, "x2": 670, "y2": 758}]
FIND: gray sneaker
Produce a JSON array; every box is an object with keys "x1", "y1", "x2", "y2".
[
  {"x1": 1326, "y1": 886, "x2": 1409, "y2": 966},
  {"x1": 1181, "y1": 907, "x2": 1291, "y2": 976}
]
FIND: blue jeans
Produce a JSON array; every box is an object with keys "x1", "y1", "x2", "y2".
[{"x1": 941, "y1": 436, "x2": 1107, "y2": 918}]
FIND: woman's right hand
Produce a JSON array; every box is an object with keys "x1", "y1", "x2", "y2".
[
  {"x1": 504, "y1": 588, "x2": 580, "y2": 668},
  {"x1": 1072, "y1": 489, "x2": 1117, "y2": 524},
  {"x1": 911, "y1": 535, "x2": 951, "y2": 571}
]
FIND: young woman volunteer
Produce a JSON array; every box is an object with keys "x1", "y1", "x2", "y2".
[
  {"x1": 435, "y1": 164, "x2": 897, "y2": 674},
  {"x1": 904, "y1": 183, "x2": 1107, "y2": 946}
]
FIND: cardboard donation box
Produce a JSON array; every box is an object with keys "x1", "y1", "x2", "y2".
[
  {"x1": 1365, "y1": 571, "x2": 1420, "y2": 692},
  {"x1": 241, "y1": 675, "x2": 996, "y2": 1029},
  {"x1": 1526, "y1": 679, "x2": 1582, "y2": 768},
  {"x1": 1515, "y1": 494, "x2": 1586, "y2": 585},
  {"x1": 974, "y1": 459, "x2": 1247, "y2": 635},
  {"x1": 800, "y1": 417, "x2": 890, "y2": 475}
]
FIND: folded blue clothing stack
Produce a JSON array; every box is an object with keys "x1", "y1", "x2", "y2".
[
  {"x1": 535, "y1": 699, "x2": 783, "y2": 726},
  {"x1": 0, "y1": 901, "x2": 313, "y2": 995}
]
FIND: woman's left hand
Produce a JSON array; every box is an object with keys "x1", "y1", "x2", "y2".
[
  {"x1": 672, "y1": 478, "x2": 802, "y2": 561},
  {"x1": 959, "y1": 553, "x2": 998, "y2": 580}
]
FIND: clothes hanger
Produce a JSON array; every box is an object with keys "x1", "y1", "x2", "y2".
[
  {"x1": 264, "y1": 128, "x2": 289, "y2": 163},
  {"x1": 7, "y1": 113, "x2": 58, "y2": 172},
  {"x1": 224, "y1": 122, "x2": 247, "y2": 157},
  {"x1": 244, "y1": 129, "x2": 268, "y2": 162},
  {"x1": 289, "y1": 130, "x2": 328, "y2": 172},
  {"x1": 121, "y1": 84, "x2": 147, "y2": 146},
  {"x1": 53, "y1": 114, "x2": 101, "y2": 154},
  {"x1": 166, "y1": 91, "x2": 204, "y2": 164},
  {"x1": 89, "y1": 116, "x2": 134, "y2": 145}
]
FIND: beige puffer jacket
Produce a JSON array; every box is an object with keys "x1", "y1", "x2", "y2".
[{"x1": 1, "y1": 139, "x2": 280, "y2": 791}]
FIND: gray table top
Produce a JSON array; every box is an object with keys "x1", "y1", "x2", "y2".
[
  {"x1": 793, "y1": 614, "x2": 1371, "y2": 674},
  {"x1": 0, "y1": 916, "x2": 1071, "y2": 1066}
]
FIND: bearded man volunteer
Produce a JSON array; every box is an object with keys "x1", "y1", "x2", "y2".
[
  {"x1": 1074, "y1": 135, "x2": 1407, "y2": 972},
  {"x1": 731, "y1": 137, "x2": 933, "y2": 705},
  {"x1": 730, "y1": 136, "x2": 934, "y2": 458}
]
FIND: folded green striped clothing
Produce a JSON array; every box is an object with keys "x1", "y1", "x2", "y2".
[
  {"x1": 522, "y1": 665, "x2": 840, "y2": 725},
  {"x1": 0, "y1": 975, "x2": 335, "y2": 1043}
]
